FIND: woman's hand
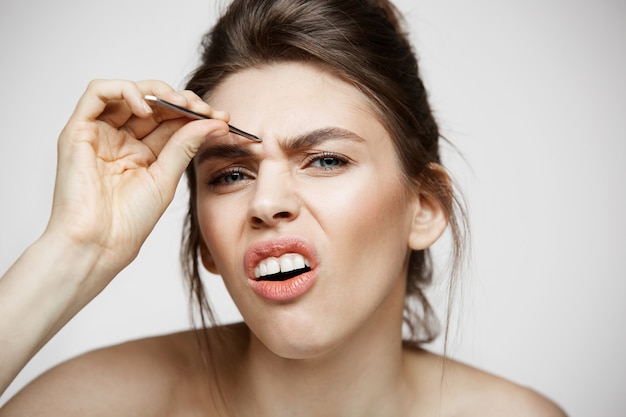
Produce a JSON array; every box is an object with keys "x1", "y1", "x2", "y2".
[
  {"x1": 47, "y1": 79, "x2": 228, "y2": 286},
  {"x1": 0, "y1": 80, "x2": 228, "y2": 396}
]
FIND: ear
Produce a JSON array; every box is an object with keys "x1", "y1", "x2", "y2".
[
  {"x1": 408, "y1": 164, "x2": 450, "y2": 250},
  {"x1": 199, "y1": 240, "x2": 220, "y2": 274}
]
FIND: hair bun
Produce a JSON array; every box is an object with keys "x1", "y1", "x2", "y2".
[{"x1": 369, "y1": 0, "x2": 404, "y2": 32}]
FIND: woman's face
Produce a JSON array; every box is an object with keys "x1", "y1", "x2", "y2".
[{"x1": 194, "y1": 62, "x2": 427, "y2": 358}]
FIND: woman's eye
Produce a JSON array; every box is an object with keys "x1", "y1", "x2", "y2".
[
  {"x1": 307, "y1": 153, "x2": 348, "y2": 170},
  {"x1": 223, "y1": 171, "x2": 246, "y2": 183},
  {"x1": 209, "y1": 168, "x2": 252, "y2": 186}
]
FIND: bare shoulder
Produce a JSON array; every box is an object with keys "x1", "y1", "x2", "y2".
[
  {"x1": 404, "y1": 348, "x2": 568, "y2": 417},
  {"x1": 0, "y1": 329, "x2": 215, "y2": 417}
]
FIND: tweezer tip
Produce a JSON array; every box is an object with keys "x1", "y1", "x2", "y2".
[
  {"x1": 238, "y1": 132, "x2": 262, "y2": 142},
  {"x1": 229, "y1": 126, "x2": 262, "y2": 142}
]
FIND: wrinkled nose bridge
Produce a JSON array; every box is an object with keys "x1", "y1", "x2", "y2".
[{"x1": 247, "y1": 163, "x2": 299, "y2": 226}]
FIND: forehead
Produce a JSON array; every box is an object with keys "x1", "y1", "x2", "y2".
[{"x1": 204, "y1": 62, "x2": 385, "y2": 144}]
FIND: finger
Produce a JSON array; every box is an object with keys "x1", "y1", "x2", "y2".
[
  {"x1": 69, "y1": 79, "x2": 153, "y2": 125},
  {"x1": 97, "y1": 99, "x2": 134, "y2": 128},
  {"x1": 69, "y1": 79, "x2": 188, "y2": 126},
  {"x1": 147, "y1": 119, "x2": 229, "y2": 196},
  {"x1": 120, "y1": 90, "x2": 230, "y2": 140},
  {"x1": 140, "y1": 118, "x2": 188, "y2": 157},
  {"x1": 98, "y1": 85, "x2": 186, "y2": 127},
  {"x1": 178, "y1": 90, "x2": 231, "y2": 123}
]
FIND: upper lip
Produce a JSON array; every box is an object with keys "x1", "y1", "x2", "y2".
[{"x1": 243, "y1": 235, "x2": 318, "y2": 280}]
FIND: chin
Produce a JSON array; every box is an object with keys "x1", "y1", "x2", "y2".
[
  {"x1": 249, "y1": 313, "x2": 347, "y2": 361},
  {"x1": 265, "y1": 336, "x2": 341, "y2": 361}
]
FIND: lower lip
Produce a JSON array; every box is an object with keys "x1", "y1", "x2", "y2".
[{"x1": 248, "y1": 269, "x2": 318, "y2": 302}]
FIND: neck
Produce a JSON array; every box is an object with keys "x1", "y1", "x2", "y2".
[{"x1": 231, "y1": 282, "x2": 414, "y2": 417}]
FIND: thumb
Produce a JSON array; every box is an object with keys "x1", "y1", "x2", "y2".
[{"x1": 149, "y1": 119, "x2": 228, "y2": 198}]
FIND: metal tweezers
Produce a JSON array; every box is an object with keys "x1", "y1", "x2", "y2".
[{"x1": 144, "y1": 95, "x2": 261, "y2": 142}]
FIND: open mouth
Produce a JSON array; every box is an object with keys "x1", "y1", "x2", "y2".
[{"x1": 254, "y1": 253, "x2": 311, "y2": 282}]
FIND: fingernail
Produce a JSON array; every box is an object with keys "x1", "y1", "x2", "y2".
[{"x1": 142, "y1": 100, "x2": 153, "y2": 114}]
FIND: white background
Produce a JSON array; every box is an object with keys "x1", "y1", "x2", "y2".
[{"x1": 1, "y1": 1, "x2": 624, "y2": 415}]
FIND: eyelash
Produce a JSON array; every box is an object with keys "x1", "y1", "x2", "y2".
[
  {"x1": 303, "y1": 152, "x2": 350, "y2": 170},
  {"x1": 206, "y1": 152, "x2": 350, "y2": 188},
  {"x1": 207, "y1": 167, "x2": 254, "y2": 187}
]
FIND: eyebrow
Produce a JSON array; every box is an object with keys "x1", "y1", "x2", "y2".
[
  {"x1": 195, "y1": 143, "x2": 254, "y2": 166},
  {"x1": 195, "y1": 127, "x2": 364, "y2": 166},
  {"x1": 281, "y1": 127, "x2": 365, "y2": 152}
]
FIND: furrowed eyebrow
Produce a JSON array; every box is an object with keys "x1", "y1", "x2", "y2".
[
  {"x1": 195, "y1": 143, "x2": 256, "y2": 166},
  {"x1": 281, "y1": 127, "x2": 365, "y2": 152},
  {"x1": 195, "y1": 127, "x2": 364, "y2": 166}
]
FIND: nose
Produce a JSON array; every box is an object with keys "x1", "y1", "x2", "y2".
[{"x1": 247, "y1": 164, "x2": 300, "y2": 228}]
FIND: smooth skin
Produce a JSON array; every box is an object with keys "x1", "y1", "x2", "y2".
[{"x1": 0, "y1": 66, "x2": 567, "y2": 416}]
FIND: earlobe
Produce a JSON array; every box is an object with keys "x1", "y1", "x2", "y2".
[
  {"x1": 408, "y1": 165, "x2": 450, "y2": 250},
  {"x1": 200, "y1": 241, "x2": 220, "y2": 274}
]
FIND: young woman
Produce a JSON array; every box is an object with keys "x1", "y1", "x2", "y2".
[{"x1": 0, "y1": 0, "x2": 566, "y2": 415}]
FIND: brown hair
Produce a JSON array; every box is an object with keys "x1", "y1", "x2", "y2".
[{"x1": 182, "y1": 0, "x2": 467, "y2": 346}]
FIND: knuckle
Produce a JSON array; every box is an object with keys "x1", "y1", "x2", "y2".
[{"x1": 86, "y1": 79, "x2": 104, "y2": 92}]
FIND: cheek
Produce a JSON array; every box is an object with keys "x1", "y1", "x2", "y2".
[
  {"x1": 196, "y1": 196, "x2": 244, "y2": 273},
  {"x1": 343, "y1": 168, "x2": 410, "y2": 228},
  {"x1": 304, "y1": 173, "x2": 413, "y2": 337},
  {"x1": 307, "y1": 170, "x2": 414, "y2": 266}
]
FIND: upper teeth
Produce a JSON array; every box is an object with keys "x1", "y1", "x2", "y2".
[{"x1": 254, "y1": 253, "x2": 310, "y2": 279}]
